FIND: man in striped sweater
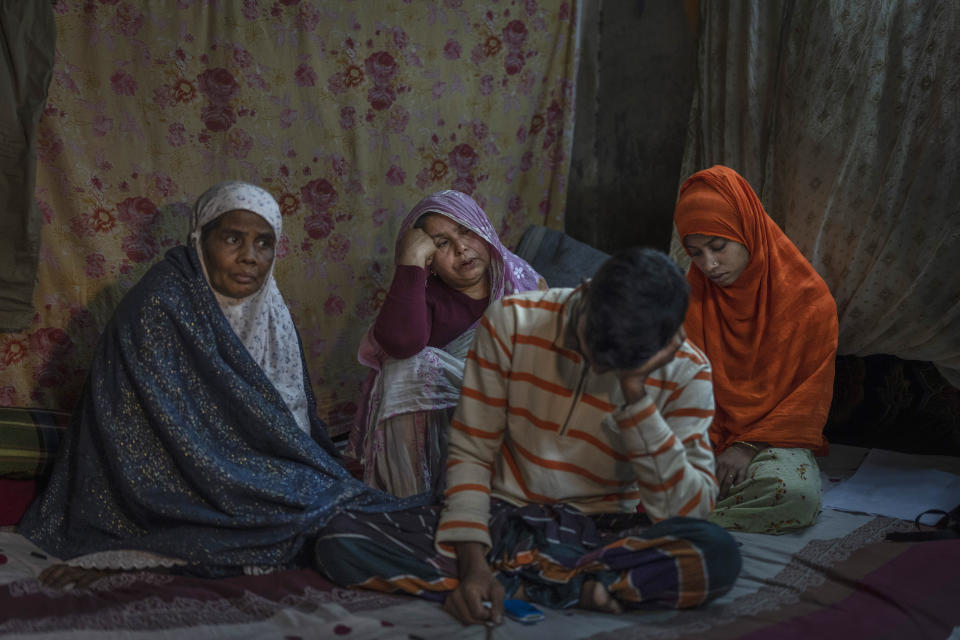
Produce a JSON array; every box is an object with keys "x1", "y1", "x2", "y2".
[{"x1": 315, "y1": 248, "x2": 741, "y2": 625}]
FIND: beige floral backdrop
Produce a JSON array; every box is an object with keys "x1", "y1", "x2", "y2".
[{"x1": 0, "y1": 0, "x2": 580, "y2": 436}]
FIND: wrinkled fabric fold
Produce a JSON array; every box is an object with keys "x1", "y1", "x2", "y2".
[{"x1": 377, "y1": 330, "x2": 474, "y2": 422}]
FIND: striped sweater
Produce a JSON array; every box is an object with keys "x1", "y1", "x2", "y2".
[{"x1": 435, "y1": 287, "x2": 718, "y2": 554}]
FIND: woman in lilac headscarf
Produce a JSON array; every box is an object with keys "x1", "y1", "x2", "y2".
[{"x1": 347, "y1": 190, "x2": 545, "y2": 497}]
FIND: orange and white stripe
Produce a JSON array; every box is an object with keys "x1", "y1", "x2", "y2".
[{"x1": 436, "y1": 287, "x2": 718, "y2": 555}]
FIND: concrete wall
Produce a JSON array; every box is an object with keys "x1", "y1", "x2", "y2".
[{"x1": 566, "y1": 0, "x2": 697, "y2": 254}]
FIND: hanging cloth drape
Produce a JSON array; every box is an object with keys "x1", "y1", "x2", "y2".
[
  {"x1": 673, "y1": 0, "x2": 960, "y2": 386},
  {"x1": 0, "y1": 1, "x2": 56, "y2": 329}
]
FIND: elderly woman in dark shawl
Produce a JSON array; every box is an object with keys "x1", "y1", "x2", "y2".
[{"x1": 19, "y1": 181, "x2": 406, "y2": 585}]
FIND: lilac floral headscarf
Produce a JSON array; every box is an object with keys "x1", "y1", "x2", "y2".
[
  {"x1": 397, "y1": 189, "x2": 542, "y2": 298},
  {"x1": 359, "y1": 190, "x2": 542, "y2": 368}
]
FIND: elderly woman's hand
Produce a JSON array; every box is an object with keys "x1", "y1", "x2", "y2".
[{"x1": 397, "y1": 227, "x2": 438, "y2": 269}]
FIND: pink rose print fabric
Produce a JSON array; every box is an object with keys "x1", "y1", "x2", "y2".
[{"x1": 0, "y1": 1, "x2": 579, "y2": 436}]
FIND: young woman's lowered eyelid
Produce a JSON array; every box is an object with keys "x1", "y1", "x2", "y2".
[{"x1": 685, "y1": 238, "x2": 727, "y2": 253}]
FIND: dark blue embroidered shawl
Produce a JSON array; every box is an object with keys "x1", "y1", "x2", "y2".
[{"x1": 20, "y1": 246, "x2": 411, "y2": 570}]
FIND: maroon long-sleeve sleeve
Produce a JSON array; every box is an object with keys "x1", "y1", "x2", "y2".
[{"x1": 373, "y1": 264, "x2": 489, "y2": 359}]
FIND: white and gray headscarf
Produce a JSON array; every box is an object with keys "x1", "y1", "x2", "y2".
[{"x1": 189, "y1": 181, "x2": 312, "y2": 435}]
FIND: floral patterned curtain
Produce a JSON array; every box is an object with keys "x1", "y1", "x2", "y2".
[{"x1": 0, "y1": 0, "x2": 580, "y2": 436}]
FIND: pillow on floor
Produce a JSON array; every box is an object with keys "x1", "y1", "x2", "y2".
[
  {"x1": 0, "y1": 478, "x2": 37, "y2": 526},
  {"x1": 0, "y1": 407, "x2": 71, "y2": 480}
]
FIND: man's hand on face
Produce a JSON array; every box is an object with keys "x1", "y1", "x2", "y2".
[
  {"x1": 617, "y1": 327, "x2": 686, "y2": 405},
  {"x1": 397, "y1": 227, "x2": 438, "y2": 269}
]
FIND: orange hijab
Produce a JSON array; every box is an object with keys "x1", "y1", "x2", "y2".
[{"x1": 674, "y1": 166, "x2": 838, "y2": 453}]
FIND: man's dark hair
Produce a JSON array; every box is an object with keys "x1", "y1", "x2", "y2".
[{"x1": 582, "y1": 247, "x2": 689, "y2": 371}]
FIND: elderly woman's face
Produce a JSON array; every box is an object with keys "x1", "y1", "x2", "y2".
[
  {"x1": 682, "y1": 233, "x2": 750, "y2": 287},
  {"x1": 421, "y1": 214, "x2": 491, "y2": 294},
  {"x1": 202, "y1": 209, "x2": 276, "y2": 299}
]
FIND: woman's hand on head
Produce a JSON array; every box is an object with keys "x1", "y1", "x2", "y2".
[
  {"x1": 715, "y1": 445, "x2": 755, "y2": 500},
  {"x1": 397, "y1": 227, "x2": 437, "y2": 270}
]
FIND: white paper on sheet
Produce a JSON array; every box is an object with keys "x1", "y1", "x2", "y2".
[{"x1": 821, "y1": 448, "x2": 960, "y2": 521}]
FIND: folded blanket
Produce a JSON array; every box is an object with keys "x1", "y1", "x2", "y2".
[{"x1": 0, "y1": 407, "x2": 70, "y2": 480}]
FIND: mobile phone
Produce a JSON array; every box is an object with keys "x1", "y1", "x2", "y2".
[{"x1": 503, "y1": 599, "x2": 544, "y2": 624}]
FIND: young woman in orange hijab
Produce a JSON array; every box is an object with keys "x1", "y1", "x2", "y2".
[{"x1": 674, "y1": 165, "x2": 838, "y2": 534}]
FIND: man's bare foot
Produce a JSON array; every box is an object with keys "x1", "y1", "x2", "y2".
[
  {"x1": 38, "y1": 564, "x2": 124, "y2": 590},
  {"x1": 578, "y1": 580, "x2": 623, "y2": 614}
]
